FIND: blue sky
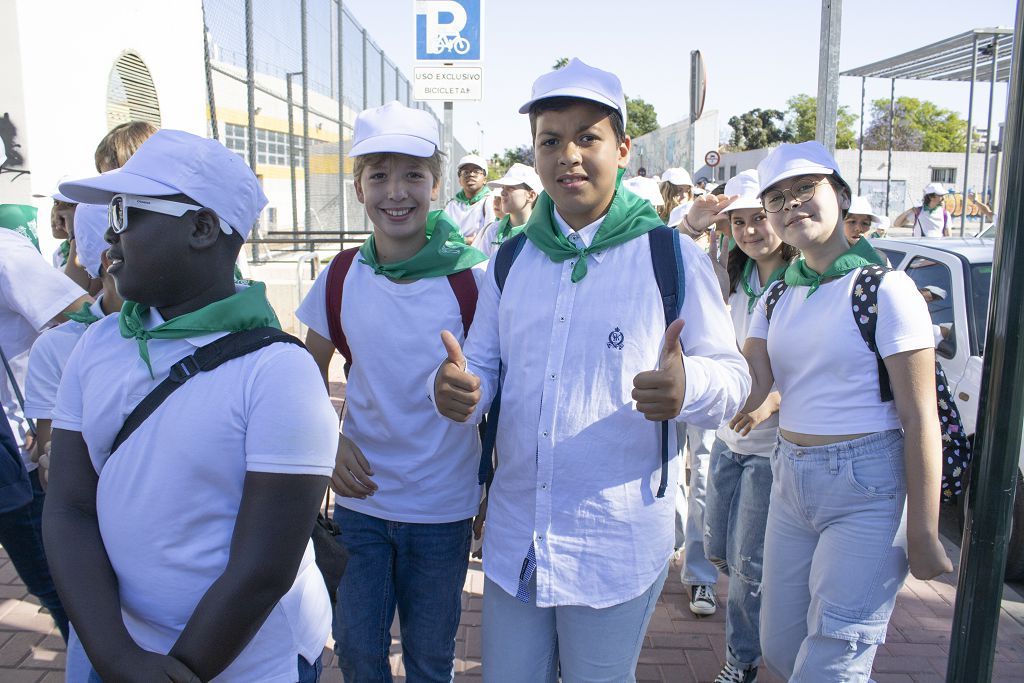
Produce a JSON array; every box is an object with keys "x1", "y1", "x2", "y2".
[{"x1": 343, "y1": 0, "x2": 1015, "y2": 161}]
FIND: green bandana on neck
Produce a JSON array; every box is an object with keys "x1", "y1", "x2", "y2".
[
  {"x1": 784, "y1": 236, "x2": 886, "y2": 296},
  {"x1": 58, "y1": 240, "x2": 71, "y2": 266},
  {"x1": 525, "y1": 168, "x2": 663, "y2": 282},
  {"x1": 358, "y1": 210, "x2": 486, "y2": 281},
  {"x1": 66, "y1": 301, "x2": 102, "y2": 326},
  {"x1": 0, "y1": 204, "x2": 40, "y2": 252},
  {"x1": 454, "y1": 188, "x2": 489, "y2": 206},
  {"x1": 492, "y1": 215, "x2": 525, "y2": 247},
  {"x1": 741, "y1": 258, "x2": 787, "y2": 313},
  {"x1": 119, "y1": 282, "x2": 281, "y2": 377}
]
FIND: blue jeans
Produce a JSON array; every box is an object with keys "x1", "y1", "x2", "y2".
[
  {"x1": 85, "y1": 654, "x2": 322, "y2": 682},
  {"x1": 481, "y1": 564, "x2": 668, "y2": 682},
  {"x1": 0, "y1": 469, "x2": 68, "y2": 641},
  {"x1": 760, "y1": 431, "x2": 908, "y2": 682},
  {"x1": 704, "y1": 438, "x2": 773, "y2": 669},
  {"x1": 674, "y1": 423, "x2": 718, "y2": 585},
  {"x1": 332, "y1": 506, "x2": 471, "y2": 683}
]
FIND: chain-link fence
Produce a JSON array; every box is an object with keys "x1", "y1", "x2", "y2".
[{"x1": 202, "y1": 0, "x2": 468, "y2": 261}]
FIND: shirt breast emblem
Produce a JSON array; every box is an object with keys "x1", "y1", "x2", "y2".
[{"x1": 607, "y1": 327, "x2": 625, "y2": 350}]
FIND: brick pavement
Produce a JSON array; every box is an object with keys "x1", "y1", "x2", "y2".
[{"x1": 2, "y1": 532, "x2": 1024, "y2": 682}]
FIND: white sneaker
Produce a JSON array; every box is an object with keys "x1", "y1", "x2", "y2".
[
  {"x1": 689, "y1": 584, "x2": 717, "y2": 616},
  {"x1": 714, "y1": 662, "x2": 757, "y2": 683}
]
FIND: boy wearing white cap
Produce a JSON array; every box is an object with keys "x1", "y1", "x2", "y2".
[
  {"x1": 432, "y1": 58, "x2": 749, "y2": 680},
  {"x1": 893, "y1": 182, "x2": 951, "y2": 237},
  {"x1": 844, "y1": 195, "x2": 887, "y2": 243},
  {"x1": 476, "y1": 162, "x2": 541, "y2": 258},
  {"x1": 444, "y1": 153, "x2": 495, "y2": 243},
  {"x1": 46, "y1": 129, "x2": 339, "y2": 683},
  {"x1": 296, "y1": 101, "x2": 487, "y2": 682}
]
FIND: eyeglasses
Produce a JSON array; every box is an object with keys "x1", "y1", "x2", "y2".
[
  {"x1": 762, "y1": 177, "x2": 830, "y2": 213},
  {"x1": 108, "y1": 193, "x2": 202, "y2": 234},
  {"x1": 458, "y1": 168, "x2": 485, "y2": 178}
]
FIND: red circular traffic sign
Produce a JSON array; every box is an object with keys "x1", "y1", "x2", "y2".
[{"x1": 704, "y1": 150, "x2": 721, "y2": 167}]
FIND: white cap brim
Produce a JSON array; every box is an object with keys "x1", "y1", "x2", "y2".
[
  {"x1": 758, "y1": 165, "x2": 835, "y2": 196},
  {"x1": 60, "y1": 169, "x2": 180, "y2": 205},
  {"x1": 349, "y1": 134, "x2": 436, "y2": 158},
  {"x1": 518, "y1": 86, "x2": 621, "y2": 116},
  {"x1": 716, "y1": 197, "x2": 763, "y2": 218}
]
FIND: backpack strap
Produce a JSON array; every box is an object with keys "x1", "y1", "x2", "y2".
[
  {"x1": 850, "y1": 264, "x2": 895, "y2": 403},
  {"x1": 111, "y1": 328, "x2": 302, "y2": 453},
  {"x1": 764, "y1": 280, "x2": 790, "y2": 323},
  {"x1": 493, "y1": 231, "x2": 529, "y2": 293},
  {"x1": 445, "y1": 269, "x2": 478, "y2": 336},
  {"x1": 325, "y1": 247, "x2": 360, "y2": 370}
]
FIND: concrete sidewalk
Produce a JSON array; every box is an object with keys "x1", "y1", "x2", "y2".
[{"x1": 2, "y1": 532, "x2": 1024, "y2": 682}]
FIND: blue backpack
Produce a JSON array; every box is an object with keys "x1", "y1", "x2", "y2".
[{"x1": 479, "y1": 226, "x2": 685, "y2": 498}]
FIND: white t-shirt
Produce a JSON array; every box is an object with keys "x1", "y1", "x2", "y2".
[
  {"x1": 912, "y1": 206, "x2": 948, "y2": 237},
  {"x1": 296, "y1": 259, "x2": 484, "y2": 523},
  {"x1": 52, "y1": 310, "x2": 338, "y2": 683},
  {"x1": 747, "y1": 268, "x2": 934, "y2": 435},
  {"x1": 444, "y1": 193, "x2": 495, "y2": 240},
  {"x1": 0, "y1": 230, "x2": 85, "y2": 466},
  {"x1": 24, "y1": 298, "x2": 108, "y2": 420},
  {"x1": 475, "y1": 219, "x2": 524, "y2": 259},
  {"x1": 717, "y1": 268, "x2": 779, "y2": 457}
]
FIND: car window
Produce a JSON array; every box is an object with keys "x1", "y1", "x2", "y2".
[
  {"x1": 970, "y1": 263, "x2": 993, "y2": 355},
  {"x1": 904, "y1": 256, "x2": 956, "y2": 358},
  {"x1": 877, "y1": 248, "x2": 906, "y2": 268}
]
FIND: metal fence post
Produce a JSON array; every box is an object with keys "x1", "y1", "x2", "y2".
[
  {"x1": 287, "y1": 72, "x2": 299, "y2": 239},
  {"x1": 962, "y1": 34, "x2": 980, "y2": 236},
  {"x1": 301, "y1": 0, "x2": 312, "y2": 253},
  {"x1": 884, "y1": 79, "x2": 895, "y2": 215},
  {"x1": 201, "y1": 2, "x2": 219, "y2": 141},
  {"x1": 815, "y1": 0, "x2": 842, "y2": 152},
  {"x1": 982, "y1": 36, "x2": 1001, "y2": 209},
  {"x1": 245, "y1": 0, "x2": 258, "y2": 263},
  {"x1": 362, "y1": 28, "x2": 368, "y2": 110},
  {"x1": 857, "y1": 76, "x2": 865, "y2": 194},
  {"x1": 947, "y1": 5, "x2": 1024, "y2": 680},
  {"x1": 337, "y1": 0, "x2": 348, "y2": 240}
]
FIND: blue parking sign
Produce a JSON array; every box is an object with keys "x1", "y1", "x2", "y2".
[{"x1": 415, "y1": 0, "x2": 482, "y2": 61}]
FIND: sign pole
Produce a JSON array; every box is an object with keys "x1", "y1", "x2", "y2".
[{"x1": 443, "y1": 100, "x2": 454, "y2": 204}]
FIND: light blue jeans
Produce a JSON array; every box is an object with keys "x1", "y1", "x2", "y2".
[
  {"x1": 704, "y1": 438, "x2": 773, "y2": 669},
  {"x1": 675, "y1": 423, "x2": 718, "y2": 586},
  {"x1": 760, "y1": 430, "x2": 909, "y2": 683},
  {"x1": 481, "y1": 564, "x2": 668, "y2": 682}
]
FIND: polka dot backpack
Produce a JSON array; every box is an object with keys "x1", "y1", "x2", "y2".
[{"x1": 765, "y1": 263, "x2": 972, "y2": 504}]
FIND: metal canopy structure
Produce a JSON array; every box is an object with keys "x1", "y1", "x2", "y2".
[{"x1": 840, "y1": 27, "x2": 1013, "y2": 235}]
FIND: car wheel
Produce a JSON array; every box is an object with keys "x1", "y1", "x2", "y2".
[{"x1": 959, "y1": 466, "x2": 1024, "y2": 581}]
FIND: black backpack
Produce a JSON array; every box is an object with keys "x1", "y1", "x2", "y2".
[{"x1": 764, "y1": 264, "x2": 972, "y2": 504}]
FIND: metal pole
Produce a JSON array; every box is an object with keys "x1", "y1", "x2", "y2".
[
  {"x1": 361, "y1": 28, "x2": 368, "y2": 110},
  {"x1": 857, "y1": 76, "x2": 866, "y2": 195},
  {"x1": 380, "y1": 54, "x2": 386, "y2": 105},
  {"x1": 337, "y1": 0, "x2": 348, "y2": 240},
  {"x1": 815, "y1": 0, "x2": 842, "y2": 152},
  {"x1": 395, "y1": 64, "x2": 401, "y2": 101},
  {"x1": 443, "y1": 101, "x2": 454, "y2": 202},
  {"x1": 245, "y1": 0, "x2": 258, "y2": 263},
  {"x1": 201, "y1": 4, "x2": 219, "y2": 141},
  {"x1": 962, "y1": 34, "x2": 980, "y2": 236},
  {"x1": 982, "y1": 36, "x2": 1000, "y2": 213},
  {"x1": 884, "y1": 79, "x2": 895, "y2": 215},
  {"x1": 947, "y1": 4, "x2": 1024, "y2": 679},
  {"x1": 287, "y1": 73, "x2": 299, "y2": 241},
  {"x1": 301, "y1": 0, "x2": 312, "y2": 253}
]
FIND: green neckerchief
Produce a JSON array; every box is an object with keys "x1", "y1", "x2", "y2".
[
  {"x1": 492, "y1": 215, "x2": 525, "y2": 246},
  {"x1": 740, "y1": 258, "x2": 788, "y2": 313},
  {"x1": 525, "y1": 168, "x2": 662, "y2": 282},
  {"x1": 119, "y1": 282, "x2": 281, "y2": 377},
  {"x1": 454, "y1": 187, "x2": 489, "y2": 206},
  {"x1": 784, "y1": 236, "x2": 886, "y2": 297},
  {"x1": 0, "y1": 204, "x2": 40, "y2": 252},
  {"x1": 66, "y1": 301, "x2": 102, "y2": 326},
  {"x1": 358, "y1": 210, "x2": 486, "y2": 281},
  {"x1": 58, "y1": 240, "x2": 71, "y2": 266}
]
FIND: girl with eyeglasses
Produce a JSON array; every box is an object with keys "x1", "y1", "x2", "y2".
[{"x1": 732, "y1": 142, "x2": 951, "y2": 681}]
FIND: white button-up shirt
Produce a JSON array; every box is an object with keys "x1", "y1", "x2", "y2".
[{"x1": 441, "y1": 210, "x2": 749, "y2": 608}]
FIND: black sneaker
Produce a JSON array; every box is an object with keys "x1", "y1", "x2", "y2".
[
  {"x1": 689, "y1": 584, "x2": 717, "y2": 616},
  {"x1": 714, "y1": 661, "x2": 758, "y2": 683}
]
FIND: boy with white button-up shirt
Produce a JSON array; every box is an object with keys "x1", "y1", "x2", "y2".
[{"x1": 433, "y1": 59, "x2": 750, "y2": 681}]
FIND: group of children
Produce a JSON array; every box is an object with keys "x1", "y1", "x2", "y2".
[{"x1": 0, "y1": 56, "x2": 954, "y2": 683}]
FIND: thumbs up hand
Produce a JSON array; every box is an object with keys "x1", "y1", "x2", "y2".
[
  {"x1": 632, "y1": 319, "x2": 687, "y2": 421},
  {"x1": 434, "y1": 330, "x2": 482, "y2": 422}
]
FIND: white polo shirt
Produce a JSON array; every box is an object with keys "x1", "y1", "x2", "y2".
[
  {"x1": 434, "y1": 212, "x2": 750, "y2": 608},
  {"x1": 297, "y1": 259, "x2": 484, "y2": 523},
  {"x1": 444, "y1": 192, "x2": 495, "y2": 241},
  {"x1": 24, "y1": 298, "x2": 108, "y2": 420},
  {"x1": 52, "y1": 308, "x2": 339, "y2": 683},
  {"x1": 0, "y1": 230, "x2": 85, "y2": 466}
]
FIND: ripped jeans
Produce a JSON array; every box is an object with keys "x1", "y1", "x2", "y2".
[
  {"x1": 760, "y1": 430, "x2": 908, "y2": 682},
  {"x1": 704, "y1": 438, "x2": 773, "y2": 669}
]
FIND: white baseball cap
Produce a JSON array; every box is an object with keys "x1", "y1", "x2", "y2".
[
  {"x1": 923, "y1": 182, "x2": 948, "y2": 196},
  {"x1": 59, "y1": 129, "x2": 268, "y2": 240},
  {"x1": 457, "y1": 153, "x2": 488, "y2": 172},
  {"x1": 716, "y1": 169, "x2": 762, "y2": 217},
  {"x1": 488, "y1": 163, "x2": 542, "y2": 193},
  {"x1": 622, "y1": 176, "x2": 664, "y2": 207},
  {"x1": 350, "y1": 101, "x2": 440, "y2": 158},
  {"x1": 33, "y1": 176, "x2": 79, "y2": 204},
  {"x1": 518, "y1": 58, "x2": 628, "y2": 129},
  {"x1": 756, "y1": 141, "x2": 847, "y2": 196},
  {"x1": 662, "y1": 168, "x2": 693, "y2": 187},
  {"x1": 73, "y1": 203, "x2": 110, "y2": 278},
  {"x1": 667, "y1": 203, "x2": 688, "y2": 227},
  {"x1": 847, "y1": 195, "x2": 884, "y2": 226}
]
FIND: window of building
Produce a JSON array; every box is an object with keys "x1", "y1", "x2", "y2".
[
  {"x1": 223, "y1": 123, "x2": 304, "y2": 167},
  {"x1": 931, "y1": 167, "x2": 956, "y2": 184},
  {"x1": 729, "y1": 165, "x2": 737, "y2": 179},
  {"x1": 106, "y1": 52, "x2": 161, "y2": 130}
]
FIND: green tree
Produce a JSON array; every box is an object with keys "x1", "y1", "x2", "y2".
[
  {"x1": 551, "y1": 56, "x2": 659, "y2": 138},
  {"x1": 552, "y1": 57, "x2": 570, "y2": 70},
  {"x1": 728, "y1": 108, "x2": 791, "y2": 150},
  {"x1": 785, "y1": 94, "x2": 858, "y2": 149},
  {"x1": 488, "y1": 144, "x2": 534, "y2": 178},
  {"x1": 863, "y1": 96, "x2": 967, "y2": 152}
]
